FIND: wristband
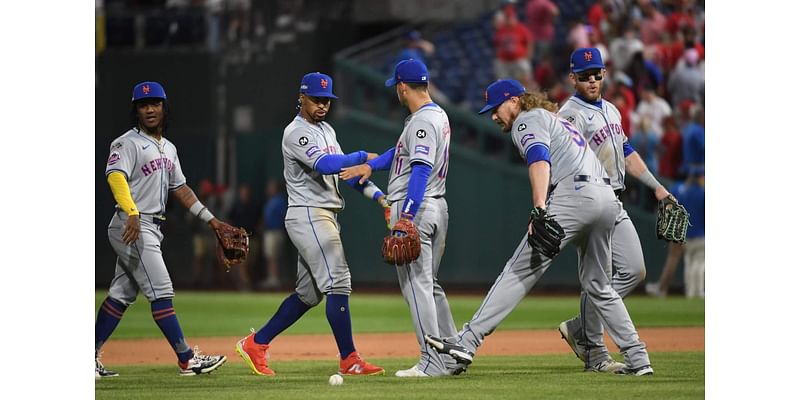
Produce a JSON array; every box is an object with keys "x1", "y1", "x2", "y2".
[
  {"x1": 638, "y1": 170, "x2": 661, "y2": 191},
  {"x1": 189, "y1": 201, "x2": 215, "y2": 223}
]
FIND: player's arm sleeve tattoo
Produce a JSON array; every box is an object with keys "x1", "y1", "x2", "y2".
[{"x1": 171, "y1": 185, "x2": 200, "y2": 209}]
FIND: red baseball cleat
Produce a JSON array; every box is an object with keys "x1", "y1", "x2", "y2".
[
  {"x1": 339, "y1": 352, "x2": 385, "y2": 376},
  {"x1": 235, "y1": 330, "x2": 275, "y2": 376}
]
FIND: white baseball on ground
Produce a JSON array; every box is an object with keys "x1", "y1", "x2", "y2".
[{"x1": 328, "y1": 374, "x2": 343, "y2": 385}]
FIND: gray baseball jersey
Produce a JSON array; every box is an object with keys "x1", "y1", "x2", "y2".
[
  {"x1": 386, "y1": 103, "x2": 459, "y2": 376},
  {"x1": 559, "y1": 96, "x2": 627, "y2": 190},
  {"x1": 282, "y1": 115, "x2": 345, "y2": 210},
  {"x1": 453, "y1": 107, "x2": 651, "y2": 371},
  {"x1": 511, "y1": 108, "x2": 606, "y2": 186},
  {"x1": 387, "y1": 104, "x2": 450, "y2": 203},
  {"x1": 105, "y1": 128, "x2": 186, "y2": 214},
  {"x1": 559, "y1": 95, "x2": 647, "y2": 363},
  {"x1": 103, "y1": 128, "x2": 187, "y2": 333}
]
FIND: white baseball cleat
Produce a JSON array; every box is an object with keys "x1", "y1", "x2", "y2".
[{"x1": 395, "y1": 366, "x2": 430, "y2": 378}]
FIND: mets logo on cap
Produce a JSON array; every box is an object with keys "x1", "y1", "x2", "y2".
[
  {"x1": 320, "y1": 79, "x2": 328, "y2": 89},
  {"x1": 142, "y1": 85, "x2": 151, "y2": 94},
  {"x1": 584, "y1": 51, "x2": 593, "y2": 61}
]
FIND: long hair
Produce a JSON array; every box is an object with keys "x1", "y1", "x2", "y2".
[
  {"x1": 130, "y1": 100, "x2": 170, "y2": 133},
  {"x1": 518, "y1": 92, "x2": 558, "y2": 113}
]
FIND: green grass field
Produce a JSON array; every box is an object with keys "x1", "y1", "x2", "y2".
[{"x1": 95, "y1": 291, "x2": 704, "y2": 399}]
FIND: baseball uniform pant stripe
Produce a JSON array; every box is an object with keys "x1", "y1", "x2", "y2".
[
  {"x1": 133, "y1": 242, "x2": 159, "y2": 299},
  {"x1": 468, "y1": 242, "x2": 527, "y2": 325},
  {"x1": 307, "y1": 207, "x2": 335, "y2": 292},
  {"x1": 402, "y1": 264, "x2": 432, "y2": 374}
]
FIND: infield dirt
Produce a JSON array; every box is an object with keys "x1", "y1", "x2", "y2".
[{"x1": 102, "y1": 327, "x2": 703, "y2": 365}]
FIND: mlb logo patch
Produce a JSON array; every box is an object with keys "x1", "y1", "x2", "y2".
[
  {"x1": 414, "y1": 145, "x2": 430, "y2": 155},
  {"x1": 107, "y1": 152, "x2": 121, "y2": 165}
]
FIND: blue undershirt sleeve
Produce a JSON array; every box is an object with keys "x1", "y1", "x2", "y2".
[
  {"x1": 526, "y1": 144, "x2": 551, "y2": 166},
  {"x1": 623, "y1": 141, "x2": 635, "y2": 157},
  {"x1": 400, "y1": 162, "x2": 432, "y2": 219},
  {"x1": 367, "y1": 147, "x2": 396, "y2": 171},
  {"x1": 314, "y1": 151, "x2": 368, "y2": 174}
]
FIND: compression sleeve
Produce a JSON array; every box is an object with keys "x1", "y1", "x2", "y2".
[
  {"x1": 400, "y1": 163, "x2": 432, "y2": 219},
  {"x1": 314, "y1": 151, "x2": 368, "y2": 174},
  {"x1": 367, "y1": 147, "x2": 396, "y2": 171},
  {"x1": 526, "y1": 144, "x2": 551, "y2": 166},
  {"x1": 107, "y1": 171, "x2": 139, "y2": 216}
]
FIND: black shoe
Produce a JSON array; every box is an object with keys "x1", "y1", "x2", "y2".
[
  {"x1": 615, "y1": 365, "x2": 654, "y2": 376},
  {"x1": 424, "y1": 335, "x2": 474, "y2": 365}
]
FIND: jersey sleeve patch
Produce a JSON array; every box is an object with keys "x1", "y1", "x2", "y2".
[
  {"x1": 305, "y1": 145, "x2": 321, "y2": 158},
  {"x1": 414, "y1": 145, "x2": 430, "y2": 155},
  {"x1": 107, "y1": 151, "x2": 121, "y2": 165}
]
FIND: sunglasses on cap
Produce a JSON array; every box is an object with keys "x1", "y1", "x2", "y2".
[{"x1": 576, "y1": 71, "x2": 603, "y2": 82}]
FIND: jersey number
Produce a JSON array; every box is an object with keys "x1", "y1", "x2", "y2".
[{"x1": 560, "y1": 120, "x2": 586, "y2": 147}]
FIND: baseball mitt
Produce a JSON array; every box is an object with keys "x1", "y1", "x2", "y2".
[
  {"x1": 214, "y1": 222, "x2": 250, "y2": 271},
  {"x1": 656, "y1": 195, "x2": 690, "y2": 243},
  {"x1": 382, "y1": 217, "x2": 421, "y2": 265},
  {"x1": 527, "y1": 207, "x2": 566, "y2": 258}
]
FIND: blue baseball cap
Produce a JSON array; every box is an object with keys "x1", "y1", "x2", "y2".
[
  {"x1": 385, "y1": 59, "x2": 429, "y2": 87},
  {"x1": 478, "y1": 79, "x2": 526, "y2": 114},
  {"x1": 132, "y1": 81, "x2": 167, "y2": 102},
  {"x1": 299, "y1": 72, "x2": 338, "y2": 98},
  {"x1": 569, "y1": 47, "x2": 605, "y2": 73}
]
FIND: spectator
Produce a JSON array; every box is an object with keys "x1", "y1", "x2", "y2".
[
  {"x1": 189, "y1": 179, "x2": 220, "y2": 288},
  {"x1": 566, "y1": 20, "x2": 590, "y2": 51},
  {"x1": 638, "y1": 0, "x2": 666, "y2": 46},
  {"x1": 395, "y1": 30, "x2": 435, "y2": 66},
  {"x1": 666, "y1": 0, "x2": 700, "y2": 38},
  {"x1": 393, "y1": 31, "x2": 449, "y2": 104},
  {"x1": 587, "y1": 25, "x2": 609, "y2": 64},
  {"x1": 635, "y1": 85, "x2": 672, "y2": 139},
  {"x1": 658, "y1": 115, "x2": 683, "y2": 179},
  {"x1": 626, "y1": 50, "x2": 663, "y2": 103},
  {"x1": 586, "y1": 0, "x2": 608, "y2": 39},
  {"x1": 608, "y1": 25, "x2": 644, "y2": 70},
  {"x1": 257, "y1": 179, "x2": 288, "y2": 291},
  {"x1": 681, "y1": 105, "x2": 704, "y2": 176},
  {"x1": 228, "y1": 183, "x2": 261, "y2": 291},
  {"x1": 524, "y1": 0, "x2": 559, "y2": 60},
  {"x1": 629, "y1": 116, "x2": 659, "y2": 173},
  {"x1": 493, "y1": 6, "x2": 534, "y2": 88},
  {"x1": 646, "y1": 168, "x2": 705, "y2": 298},
  {"x1": 611, "y1": 92, "x2": 633, "y2": 141},
  {"x1": 667, "y1": 48, "x2": 705, "y2": 105}
]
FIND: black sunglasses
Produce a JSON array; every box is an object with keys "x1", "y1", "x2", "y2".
[{"x1": 576, "y1": 72, "x2": 603, "y2": 82}]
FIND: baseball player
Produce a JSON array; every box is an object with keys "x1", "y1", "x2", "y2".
[
  {"x1": 96, "y1": 81, "x2": 228, "y2": 378},
  {"x1": 425, "y1": 79, "x2": 654, "y2": 376},
  {"x1": 556, "y1": 47, "x2": 674, "y2": 372},
  {"x1": 235, "y1": 72, "x2": 386, "y2": 377},
  {"x1": 340, "y1": 59, "x2": 462, "y2": 377}
]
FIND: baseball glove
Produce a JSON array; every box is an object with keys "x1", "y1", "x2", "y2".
[
  {"x1": 382, "y1": 217, "x2": 421, "y2": 265},
  {"x1": 527, "y1": 207, "x2": 566, "y2": 258},
  {"x1": 214, "y1": 222, "x2": 250, "y2": 271},
  {"x1": 656, "y1": 195, "x2": 690, "y2": 243}
]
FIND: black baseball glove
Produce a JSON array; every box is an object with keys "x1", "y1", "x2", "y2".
[
  {"x1": 527, "y1": 207, "x2": 566, "y2": 258},
  {"x1": 656, "y1": 195, "x2": 690, "y2": 243}
]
